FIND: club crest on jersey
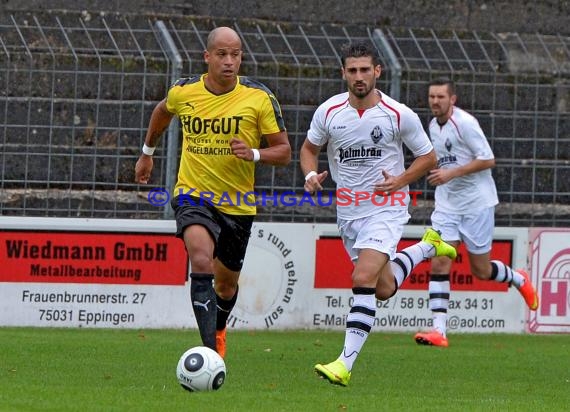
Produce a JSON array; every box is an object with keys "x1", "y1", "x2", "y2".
[
  {"x1": 445, "y1": 138, "x2": 452, "y2": 152},
  {"x1": 370, "y1": 126, "x2": 383, "y2": 144}
]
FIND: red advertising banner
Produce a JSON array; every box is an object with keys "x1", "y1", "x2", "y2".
[
  {"x1": 315, "y1": 237, "x2": 512, "y2": 291},
  {"x1": 0, "y1": 231, "x2": 188, "y2": 285}
]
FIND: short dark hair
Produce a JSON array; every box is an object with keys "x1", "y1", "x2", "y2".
[
  {"x1": 429, "y1": 77, "x2": 456, "y2": 95},
  {"x1": 340, "y1": 42, "x2": 381, "y2": 67}
]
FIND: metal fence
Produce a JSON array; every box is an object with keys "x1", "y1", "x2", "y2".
[{"x1": 1, "y1": 12, "x2": 569, "y2": 226}]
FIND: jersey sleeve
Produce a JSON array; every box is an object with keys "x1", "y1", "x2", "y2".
[
  {"x1": 165, "y1": 82, "x2": 181, "y2": 114},
  {"x1": 306, "y1": 104, "x2": 329, "y2": 146},
  {"x1": 461, "y1": 117, "x2": 495, "y2": 160},
  {"x1": 259, "y1": 92, "x2": 286, "y2": 135},
  {"x1": 400, "y1": 108, "x2": 433, "y2": 156}
]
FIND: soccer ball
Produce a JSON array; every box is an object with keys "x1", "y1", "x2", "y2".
[{"x1": 176, "y1": 346, "x2": 226, "y2": 392}]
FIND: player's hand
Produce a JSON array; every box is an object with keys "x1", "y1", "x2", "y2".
[
  {"x1": 304, "y1": 171, "x2": 328, "y2": 194},
  {"x1": 373, "y1": 170, "x2": 401, "y2": 195},
  {"x1": 229, "y1": 137, "x2": 255, "y2": 161},
  {"x1": 135, "y1": 155, "x2": 153, "y2": 184},
  {"x1": 427, "y1": 168, "x2": 454, "y2": 186}
]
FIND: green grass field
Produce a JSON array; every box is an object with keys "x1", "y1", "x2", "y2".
[{"x1": 0, "y1": 327, "x2": 568, "y2": 411}]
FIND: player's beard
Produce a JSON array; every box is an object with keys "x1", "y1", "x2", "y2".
[
  {"x1": 430, "y1": 103, "x2": 450, "y2": 118},
  {"x1": 349, "y1": 81, "x2": 374, "y2": 99}
]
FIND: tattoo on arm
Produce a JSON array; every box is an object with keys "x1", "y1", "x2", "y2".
[{"x1": 149, "y1": 129, "x2": 167, "y2": 146}]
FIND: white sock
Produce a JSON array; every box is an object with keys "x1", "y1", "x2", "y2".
[
  {"x1": 428, "y1": 274, "x2": 450, "y2": 336},
  {"x1": 390, "y1": 243, "x2": 432, "y2": 287},
  {"x1": 339, "y1": 290, "x2": 376, "y2": 371},
  {"x1": 433, "y1": 312, "x2": 447, "y2": 337},
  {"x1": 418, "y1": 241, "x2": 437, "y2": 259},
  {"x1": 490, "y1": 260, "x2": 524, "y2": 288}
]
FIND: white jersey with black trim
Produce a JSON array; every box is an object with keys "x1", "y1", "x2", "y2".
[
  {"x1": 307, "y1": 90, "x2": 433, "y2": 220},
  {"x1": 428, "y1": 106, "x2": 499, "y2": 214}
]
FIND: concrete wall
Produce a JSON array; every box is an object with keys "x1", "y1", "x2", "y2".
[{"x1": 2, "y1": 0, "x2": 568, "y2": 35}]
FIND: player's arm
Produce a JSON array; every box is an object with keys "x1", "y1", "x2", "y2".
[
  {"x1": 377, "y1": 149, "x2": 436, "y2": 193},
  {"x1": 135, "y1": 99, "x2": 174, "y2": 184},
  {"x1": 451, "y1": 158, "x2": 495, "y2": 177},
  {"x1": 376, "y1": 109, "x2": 436, "y2": 193},
  {"x1": 456, "y1": 116, "x2": 495, "y2": 174},
  {"x1": 263, "y1": 131, "x2": 292, "y2": 166},
  {"x1": 259, "y1": 92, "x2": 292, "y2": 166},
  {"x1": 229, "y1": 131, "x2": 291, "y2": 166},
  {"x1": 300, "y1": 139, "x2": 328, "y2": 193},
  {"x1": 230, "y1": 90, "x2": 291, "y2": 166},
  {"x1": 428, "y1": 157, "x2": 494, "y2": 186},
  {"x1": 428, "y1": 118, "x2": 495, "y2": 186}
]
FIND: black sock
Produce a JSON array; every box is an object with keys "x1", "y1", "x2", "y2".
[
  {"x1": 216, "y1": 285, "x2": 239, "y2": 331},
  {"x1": 190, "y1": 272, "x2": 217, "y2": 351}
]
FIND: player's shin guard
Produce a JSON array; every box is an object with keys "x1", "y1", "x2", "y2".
[
  {"x1": 190, "y1": 272, "x2": 217, "y2": 350},
  {"x1": 216, "y1": 285, "x2": 239, "y2": 330}
]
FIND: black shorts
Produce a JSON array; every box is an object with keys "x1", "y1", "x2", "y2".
[{"x1": 171, "y1": 195, "x2": 254, "y2": 272}]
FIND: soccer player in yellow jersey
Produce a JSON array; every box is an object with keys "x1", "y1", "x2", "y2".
[{"x1": 135, "y1": 27, "x2": 291, "y2": 358}]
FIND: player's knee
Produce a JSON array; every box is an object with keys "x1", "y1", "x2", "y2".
[
  {"x1": 375, "y1": 285, "x2": 396, "y2": 301},
  {"x1": 215, "y1": 281, "x2": 237, "y2": 299},
  {"x1": 189, "y1": 252, "x2": 214, "y2": 273}
]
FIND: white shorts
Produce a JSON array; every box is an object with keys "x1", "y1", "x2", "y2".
[
  {"x1": 338, "y1": 210, "x2": 410, "y2": 261},
  {"x1": 431, "y1": 207, "x2": 495, "y2": 254}
]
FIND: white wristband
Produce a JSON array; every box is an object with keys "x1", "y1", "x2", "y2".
[
  {"x1": 142, "y1": 144, "x2": 155, "y2": 156},
  {"x1": 252, "y1": 148, "x2": 260, "y2": 163},
  {"x1": 305, "y1": 171, "x2": 317, "y2": 181}
]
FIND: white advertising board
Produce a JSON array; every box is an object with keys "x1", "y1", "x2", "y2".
[
  {"x1": 0, "y1": 217, "x2": 190, "y2": 328},
  {"x1": 307, "y1": 224, "x2": 528, "y2": 334},
  {"x1": 0, "y1": 217, "x2": 532, "y2": 333}
]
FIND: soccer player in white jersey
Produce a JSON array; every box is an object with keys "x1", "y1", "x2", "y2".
[
  {"x1": 300, "y1": 42, "x2": 457, "y2": 386},
  {"x1": 414, "y1": 78, "x2": 539, "y2": 348}
]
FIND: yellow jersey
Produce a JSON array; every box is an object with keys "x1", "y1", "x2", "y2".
[{"x1": 165, "y1": 74, "x2": 286, "y2": 215}]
